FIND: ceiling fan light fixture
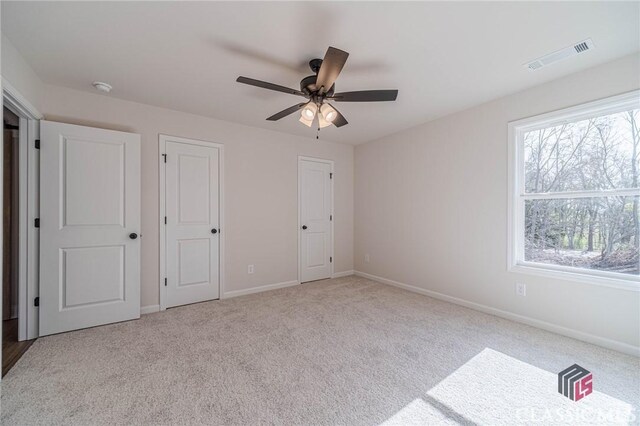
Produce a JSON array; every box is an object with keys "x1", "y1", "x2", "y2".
[
  {"x1": 299, "y1": 115, "x2": 314, "y2": 127},
  {"x1": 318, "y1": 113, "x2": 332, "y2": 129},
  {"x1": 301, "y1": 102, "x2": 317, "y2": 120},
  {"x1": 320, "y1": 103, "x2": 337, "y2": 122}
]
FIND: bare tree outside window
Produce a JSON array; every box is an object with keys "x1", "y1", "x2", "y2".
[{"x1": 522, "y1": 109, "x2": 640, "y2": 276}]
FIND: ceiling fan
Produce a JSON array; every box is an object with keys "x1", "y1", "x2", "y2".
[{"x1": 236, "y1": 46, "x2": 398, "y2": 129}]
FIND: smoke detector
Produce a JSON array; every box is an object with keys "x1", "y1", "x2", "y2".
[
  {"x1": 92, "y1": 81, "x2": 113, "y2": 93},
  {"x1": 525, "y1": 39, "x2": 595, "y2": 71}
]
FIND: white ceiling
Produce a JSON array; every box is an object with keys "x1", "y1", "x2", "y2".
[{"x1": 2, "y1": 1, "x2": 639, "y2": 145}]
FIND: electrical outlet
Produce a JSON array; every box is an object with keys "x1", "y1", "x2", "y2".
[
  {"x1": 364, "y1": 254, "x2": 370, "y2": 263},
  {"x1": 516, "y1": 282, "x2": 526, "y2": 297},
  {"x1": 248, "y1": 265, "x2": 254, "y2": 274}
]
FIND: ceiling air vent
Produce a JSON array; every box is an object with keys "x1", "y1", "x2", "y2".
[
  {"x1": 525, "y1": 39, "x2": 595, "y2": 71},
  {"x1": 527, "y1": 60, "x2": 544, "y2": 71},
  {"x1": 574, "y1": 41, "x2": 590, "y2": 53}
]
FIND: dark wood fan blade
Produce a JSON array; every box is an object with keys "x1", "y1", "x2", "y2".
[
  {"x1": 315, "y1": 47, "x2": 349, "y2": 95},
  {"x1": 237, "y1": 76, "x2": 305, "y2": 96},
  {"x1": 266, "y1": 103, "x2": 307, "y2": 121},
  {"x1": 330, "y1": 90, "x2": 398, "y2": 102},
  {"x1": 330, "y1": 105, "x2": 348, "y2": 128}
]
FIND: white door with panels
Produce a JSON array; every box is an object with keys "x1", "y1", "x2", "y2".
[
  {"x1": 163, "y1": 137, "x2": 220, "y2": 308},
  {"x1": 39, "y1": 121, "x2": 141, "y2": 336},
  {"x1": 299, "y1": 158, "x2": 333, "y2": 283}
]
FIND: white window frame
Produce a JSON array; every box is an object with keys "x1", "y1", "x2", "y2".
[{"x1": 508, "y1": 90, "x2": 640, "y2": 291}]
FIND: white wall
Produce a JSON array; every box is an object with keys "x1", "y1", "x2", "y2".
[
  {"x1": 1, "y1": 33, "x2": 44, "y2": 109},
  {"x1": 36, "y1": 85, "x2": 354, "y2": 308},
  {"x1": 355, "y1": 53, "x2": 640, "y2": 352}
]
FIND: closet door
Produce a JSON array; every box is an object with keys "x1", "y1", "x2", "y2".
[
  {"x1": 299, "y1": 158, "x2": 333, "y2": 283},
  {"x1": 164, "y1": 138, "x2": 220, "y2": 308}
]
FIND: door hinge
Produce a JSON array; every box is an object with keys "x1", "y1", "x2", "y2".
[
  {"x1": 330, "y1": 215, "x2": 332, "y2": 221},
  {"x1": 162, "y1": 153, "x2": 167, "y2": 163},
  {"x1": 35, "y1": 139, "x2": 41, "y2": 149},
  {"x1": 164, "y1": 216, "x2": 167, "y2": 224},
  {"x1": 164, "y1": 278, "x2": 167, "y2": 287},
  {"x1": 34, "y1": 218, "x2": 40, "y2": 228},
  {"x1": 330, "y1": 172, "x2": 333, "y2": 179},
  {"x1": 330, "y1": 257, "x2": 333, "y2": 263},
  {"x1": 34, "y1": 297, "x2": 40, "y2": 307}
]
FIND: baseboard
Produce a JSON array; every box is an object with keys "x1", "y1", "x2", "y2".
[
  {"x1": 222, "y1": 280, "x2": 299, "y2": 299},
  {"x1": 354, "y1": 270, "x2": 640, "y2": 357},
  {"x1": 332, "y1": 270, "x2": 354, "y2": 278},
  {"x1": 140, "y1": 305, "x2": 160, "y2": 315}
]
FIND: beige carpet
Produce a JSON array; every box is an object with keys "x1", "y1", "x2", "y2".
[{"x1": 1, "y1": 276, "x2": 638, "y2": 425}]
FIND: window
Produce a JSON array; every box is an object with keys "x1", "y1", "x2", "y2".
[{"x1": 509, "y1": 91, "x2": 640, "y2": 288}]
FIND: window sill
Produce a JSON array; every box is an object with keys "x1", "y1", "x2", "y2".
[{"x1": 509, "y1": 263, "x2": 640, "y2": 292}]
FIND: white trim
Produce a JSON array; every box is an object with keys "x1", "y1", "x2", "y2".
[
  {"x1": 3, "y1": 90, "x2": 40, "y2": 341},
  {"x1": 140, "y1": 305, "x2": 160, "y2": 315},
  {"x1": 158, "y1": 138, "x2": 166, "y2": 310},
  {"x1": 16, "y1": 117, "x2": 28, "y2": 340},
  {"x1": 508, "y1": 90, "x2": 640, "y2": 289},
  {"x1": 509, "y1": 90, "x2": 640, "y2": 132},
  {"x1": 521, "y1": 188, "x2": 640, "y2": 200},
  {"x1": 2, "y1": 78, "x2": 43, "y2": 120},
  {"x1": 354, "y1": 271, "x2": 640, "y2": 357},
  {"x1": 222, "y1": 280, "x2": 299, "y2": 299},
  {"x1": 298, "y1": 156, "x2": 335, "y2": 284},
  {"x1": 25, "y1": 111, "x2": 39, "y2": 340},
  {"x1": 158, "y1": 134, "x2": 225, "y2": 311},
  {"x1": 332, "y1": 270, "x2": 354, "y2": 278},
  {"x1": 511, "y1": 263, "x2": 639, "y2": 291}
]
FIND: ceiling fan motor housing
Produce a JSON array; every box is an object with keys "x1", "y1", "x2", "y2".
[
  {"x1": 300, "y1": 73, "x2": 335, "y2": 97},
  {"x1": 309, "y1": 58, "x2": 323, "y2": 73}
]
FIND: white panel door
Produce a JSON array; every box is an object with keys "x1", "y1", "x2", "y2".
[
  {"x1": 299, "y1": 159, "x2": 332, "y2": 283},
  {"x1": 165, "y1": 140, "x2": 220, "y2": 307},
  {"x1": 39, "y1": 121, "x2": 141, "y2": 336}
]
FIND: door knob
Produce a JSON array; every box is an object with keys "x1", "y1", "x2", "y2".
[
  {"x1": 302, "y1": 225, "x2": 307, "y2": 230},
  {"x1": 211, "y1": 229, "x2": 218, "y2": 234},
  {"x1": 129, "y1": 233, "x2": 138, "y2": 240}
]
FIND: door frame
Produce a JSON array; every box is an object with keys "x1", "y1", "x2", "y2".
[
  {"x1": 3, "y1": 78, "x2": 42, "y2": 341},
  {"x1": 297, "y1": 156, "x2": 334, "y2": 284},
  {"x1": 158, "y1": 134, "x2": 225, "y2": 310}
]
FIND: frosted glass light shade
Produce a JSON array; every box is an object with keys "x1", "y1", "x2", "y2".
[
  {"x1": 299, "y1": 115, "x2": 314, "y2": 127},
  {"x1": 301, "y1": 102, "x2": 318, "y2": 120},
  {"x1": 320, "y1": 103, "x2": 337, "y2": 122},
  {"x1": 318, "y1": 114, "x2": 332, "y2": 128}
]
